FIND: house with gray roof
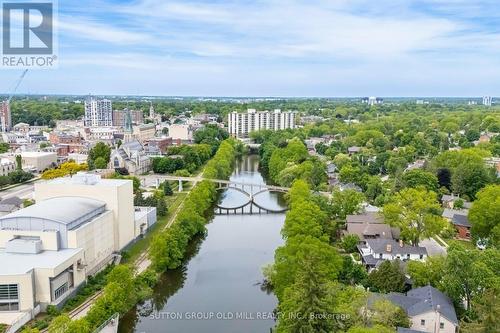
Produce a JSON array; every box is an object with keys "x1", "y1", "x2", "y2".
[
  {"x1": 387, "y1": 286, "x2": 458, "y2": 333},
  {"x1": 358, "y1": 238, "x2": 427, "y2": 270}
]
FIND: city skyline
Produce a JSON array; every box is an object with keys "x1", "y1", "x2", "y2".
[{"x1": 1, "y1": 0, "x2": 500, "y2": 97}]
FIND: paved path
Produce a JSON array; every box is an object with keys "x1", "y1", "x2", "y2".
[
  {"x1": 0, "y1": 182, "x2": 35, "y2": 200},
  {"x1": 420, "y1": 238, "x2": 447, "y2": 256}
]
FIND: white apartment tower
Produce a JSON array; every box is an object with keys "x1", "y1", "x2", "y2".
[
  {"x1": 84, "y1": 96, "x2": 113, "y2": 127},
  {"x1": 482, "y1": 96, "x2": 492, "y2": 106},
  {"x1": 228, "y1": 109, "x2": 296, "y2": 138}
]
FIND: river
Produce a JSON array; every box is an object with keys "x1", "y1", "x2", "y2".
[{"x1": 119, "y1": 155, "x2": 287, "y2": 333}]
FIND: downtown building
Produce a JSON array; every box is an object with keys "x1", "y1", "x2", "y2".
[
  {"x1": 84, "y1": 97, "x2": 113, "y2": 127},
  {"x1": 0, "y1": 101, "x2": 12, "y2": 132},
  {"x1": 227, "y1": 109, "x2": 296, "y2": 138}
]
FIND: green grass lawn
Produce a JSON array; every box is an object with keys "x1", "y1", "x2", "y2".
[
  {"x1": 447, "y1": 239, "x2": 476, "y2": 249},
  {"x1": 123, "y1": 192, "x2": 188, "y2": 264}
]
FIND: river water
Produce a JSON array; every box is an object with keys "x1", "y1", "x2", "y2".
[{"x1": 119, "y1": 155, "x2": 287, "y2": 333}]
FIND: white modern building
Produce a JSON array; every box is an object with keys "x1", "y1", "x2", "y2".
[
  {"x1": 227, "y1": 109, "x2": 296, "y2": 138},
  {"x1": 0, "y1": 173, "x2": 156, "y2": 327},
  {"x1": 84, "y1": 97, "x2": 113, "y2": 127},
  {"x1": 362, "y1": 97, "x2": 384, "y2": 106},
  {"x1": 482, "y1": 96, "x2": 492, "y2": 106},
  {"x1": 168, "y1": 124, "x2": 194, "y2": 141}
]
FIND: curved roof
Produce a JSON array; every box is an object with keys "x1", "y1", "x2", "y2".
[{"x1": 0, "y1": 196, "x2": 106, "y2": 230}]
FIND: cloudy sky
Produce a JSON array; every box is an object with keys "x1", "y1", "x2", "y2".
[{"x1": 2, "y1": 0, "x2": 500, "y2": 97}]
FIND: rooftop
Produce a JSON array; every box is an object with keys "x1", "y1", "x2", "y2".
[
  {"x1": 0, "y1": 197, "x2": 106, "y2": 230},
  {"x1": 365, "y1": 238, "x2": 427, "y2": 255},
  {"x1": 452, "y1": 214, "x2": 471, "y2": 227},
  {"x1": 388, "y1": 286, "x2": 458, "y2": 325},
  {"x1": 45, "y1": 172, "x2": 131, "y2": 187},
  {"x1": 0, "y1": 247, "x2": 82, "y2": 275},
  {"x1": 346, "y1": 212, "x2": 383, "y2": 224}
]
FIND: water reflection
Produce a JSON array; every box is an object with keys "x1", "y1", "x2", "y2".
[{"x1": 119, "y1": 155, "x2": 285, "y2": 333}]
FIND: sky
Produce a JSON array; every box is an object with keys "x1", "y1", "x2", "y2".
[{"x1": 1, "y1": 0, "x2": 500, "y2": 97}]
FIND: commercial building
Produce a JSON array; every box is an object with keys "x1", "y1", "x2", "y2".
[
  {"x1": 133, "y1": 123, "x2": 156, "y2": 142},
  {"x1": 168, "y1": 124, "x2": 194, "y2": 141},
  {"x1": 0, "y1": 101, "x2": 12, "y2": 132},
  {"x1": 84, "y1": 97, "x2": 113, "y2": 127},
  {"x1": 482, "y1": 96, "x2": 492, "y2": 106},
  {"x1": 227, "y1": 109, "x2": 296, "y2": 138},
  {"x1": 361, "y1": 97, "x2": 384, "y2": 106},
  {"x1": 0, "y1": 173, "x2": 156, "y2": 326},
  {"x1": 0, "y1": 152, "x2": 58, "y2": 172},
  {"x1": 112, "y1": 109, "x2": 144, "y2": 127}
]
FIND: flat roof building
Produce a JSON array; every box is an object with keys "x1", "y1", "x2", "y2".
[{"x1": 0, "y1": 173, "x2": 156, "y2": 327}]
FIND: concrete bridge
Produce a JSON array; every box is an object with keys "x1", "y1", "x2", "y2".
[
  {"x1": 143, "y1": 175, "x2": 292, "y2": 214},
  {"x1": 143, "y1": 174, "x2": 330, "y2": 214}
]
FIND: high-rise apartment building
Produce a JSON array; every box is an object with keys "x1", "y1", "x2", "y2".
[
  {"x1": 0, "y1": 101, "x2": 12, "y2": 132},
  {"x1": 483, "y1": 96, "x2": 492, "y2": 106},
  {"x1": 227, "y1": 109, "x2": 296, "y2": 138},
  {"x1": 84, "y1": 97, "x2": 113, "y2": 127}
]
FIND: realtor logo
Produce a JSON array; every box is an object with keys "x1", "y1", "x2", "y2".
[{"x1": 1, "y1": 1, "x2": 57, "y2": 68}]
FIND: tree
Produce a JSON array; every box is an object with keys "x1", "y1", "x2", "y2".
[
  {"x1": 156, "y1": 195, "x2": 168, "y2": 217},
  {"x1": 330, "y1": 188, "x2": 365, "y2": 220},
  {"x1": 371, "y1": 299, "x2": 410, "y2": 329},
  {"x1": 437, "y1": 168, "x2": 452, "y2": 189},
  {"x1": 0, "y1": 142, "x2": 9, "y2": 153},
  {"x1": 407, "y1": 256, "x2": 446, "y2": 288},
  {"x1": 442, "y1": 244, "x2": 497, "y2": 313},
  {"x1": 468, "y1": 185, "x2": 500, "y2": 247},
  {"x1": 461, "y1": 289, "x2": 500, "y2": 333},
  {"x1": 88, "y1": 142, "x2": 111, "y2": 170},
  {"x1": 338, "y1": 256, "x2": 367, "y2": 286},
  {"x1": 93, "y1": 157, "x2": 108, "y2": 169},
  {"x1": 367, "y1": 260, "x2": 406, "y2": 293},
  {"x1": 270, "y1": 236, "x2": 342, "y2": 301},
  {"x1": 402, "y1": 169, "x2": 439, "y2": 192},
  {"x1": 15, "y1": 154, "x2": 22, "y2": 170},
  {"x1": 163, "y1": 181, "x2": 173, "y2": 196},
  {"x1": 341, "y1": 234, "x2": 360, "y2": 253},
  {"x1": 276, "y1": 253, "x2": 336, "y2": 333},
  {"x1": 383, "y1": 187, "x2": 447, "y2": 246}
]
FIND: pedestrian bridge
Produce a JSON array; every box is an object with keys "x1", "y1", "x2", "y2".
[
  {"x1": 146, "y1": 175, "x2": 291, "y2": 214},
  {"x1": 214, "y1": 184, "x2": 288, "y2": 214}
]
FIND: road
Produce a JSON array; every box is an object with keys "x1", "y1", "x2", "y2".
[{"x1": 0, "y1": 182, "x2": 36, "y2": 200}]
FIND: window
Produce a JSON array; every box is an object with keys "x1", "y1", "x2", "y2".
[
  {"x1": 420, "y1": 319, "x2": 425, "y2": 326},
  {"x1": 54, "y1": 283, "x2": 68, "y2": 300},
  {"x1": 0, "y1": 284, "x2": 19, "y2": 312},
  {"x1": 440, "y1": 322, "x2": 444, "y2": 329}
]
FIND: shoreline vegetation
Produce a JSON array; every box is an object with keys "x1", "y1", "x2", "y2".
[{"x1": 20, "y1": 139, "x2": 240, "y2": 333}]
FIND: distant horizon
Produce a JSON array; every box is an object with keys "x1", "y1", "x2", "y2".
[{"x1": 1, "y1": 93, "x2": 499, "y2": 100}]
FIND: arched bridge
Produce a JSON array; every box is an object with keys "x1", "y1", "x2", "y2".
[
  {"x1": 142, "y1": 174, "x2": 331, "y2": 214},
  {"x1": 214, "y1": 183, "x2": 288, "y2": 215},
  {"x1": 142, "y1": 175, "x2": 292, "y2": 214}
]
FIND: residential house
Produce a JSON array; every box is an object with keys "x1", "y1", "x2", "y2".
[
  {"x1": 348, "y1": 146, "x2": 361, "y2": 155},
  {"x1": 358, "y1": 238, "x2": 427, "y2": 270},
  {"x1": 440, "y1": 195, "x2": 472, "y2": 210},
  {"x1": 442, "y1": 208, "x2": 471, "y2": 240},
  {"x1": 386, "y1": 286, "x2": 458, "y2": 333}
]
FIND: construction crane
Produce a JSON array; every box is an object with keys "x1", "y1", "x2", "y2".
[{"x1": 2, "y1": 69, "x2": 28, "y2": 132}]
